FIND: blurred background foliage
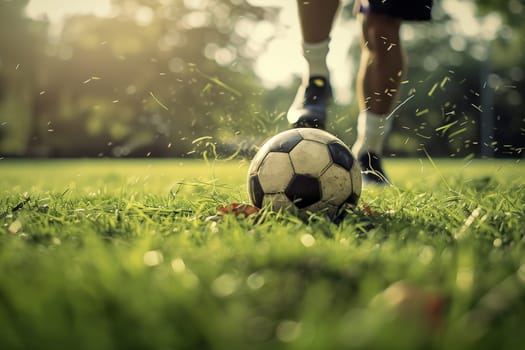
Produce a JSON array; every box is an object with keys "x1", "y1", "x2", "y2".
[{"x1": 0, "y1": 0, "x2": 523, "y2": 158}]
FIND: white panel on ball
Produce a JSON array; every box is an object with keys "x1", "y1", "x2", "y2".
[
  {"x1": 263, "y1": 193, "x2": 294, "y2": 211},
  {"x1": 319, "y1": 165, "x2": 352, "y2": 205},
  {"x1": 350, "y1": 162, "x2": 363, "y2": 197},
  {"x1": 289, "y1": 140, "x2": 331, "y2": 176},
  {"x1": 297, "y1": 128, "x2": 338, "y2": 144},
  {"x1": 258, "y1": 152, "x2": 294, "y2": 193}
]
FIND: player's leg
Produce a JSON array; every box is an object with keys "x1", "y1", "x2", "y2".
[
  {"x1": 351, "y1": 13, "x2": 403, "y2": 184},
  {"x1": 352, "y1": 0, "x2": 433, "y2": 185},
  {"x1": 287, "y1": 0, "x2": 340, "y2": 129}
]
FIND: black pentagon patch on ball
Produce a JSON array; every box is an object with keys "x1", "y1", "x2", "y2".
[
  {"x1": 285, "y1": 174, "x2": 322, "y2": 209},
  {"x1": 249, "y1": 175, "x2": 264, "y2": 208},
  {"x1": 328, "y1": 142, "x2": 354, "y2": 171},
  {"x1": 268, "y1": 130, "x2": 303, "y2": 153},
  {"x1": 346, "y1": 192, "x2": 360, "y2": 207}
]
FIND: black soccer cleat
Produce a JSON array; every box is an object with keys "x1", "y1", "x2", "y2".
[
  {"x1": 357, "y1": 152, "x2": 390, "y2": 185},
  {"x1": 287, "y1": 76, "x2": 332, "y2": 129}
]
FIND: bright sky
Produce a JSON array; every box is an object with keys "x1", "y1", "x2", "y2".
[
  {"x1": 25, "y1": 0, "x2": 493, "y2": 104},
  {"x1": 25, "y1": 0, "x2": 112, "y2": 22}
]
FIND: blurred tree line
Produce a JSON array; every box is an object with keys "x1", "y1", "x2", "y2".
[{"x1": 0, "y1": 0, "x2": 523, "y2": 158}]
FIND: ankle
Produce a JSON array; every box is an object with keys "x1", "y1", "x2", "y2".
[
  {"x1": 352, "y1": 111, "x2": 393, "y2": 156},
  {"x1": 303, "y1": 39, "x2": 330, "y2": 78}
]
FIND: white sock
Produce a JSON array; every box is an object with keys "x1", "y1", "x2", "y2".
[
  {"x1": 302, "y1": 39, "x2": 330, "y2": 80},
  {"x1": 351, "y1": 111, "x2": 393, "y2": 156}
]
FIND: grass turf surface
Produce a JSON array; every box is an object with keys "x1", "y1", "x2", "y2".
[{"x1": 1, "y1": 158, "x2": 524, "y2": 349}]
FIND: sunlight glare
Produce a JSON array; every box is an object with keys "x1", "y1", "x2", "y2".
[
  {"x1": 135, "y1": 5, "x2": 154, "y2": 26},
  {"x1": 252, "y1": 2, "x2": 357, "y2": 103},
  {"x1": 183, "y1": 0, "x2": 209, "y2": 10},
  {"x1": 26, "y1": 0, "x2": 112, "y2": 22}
]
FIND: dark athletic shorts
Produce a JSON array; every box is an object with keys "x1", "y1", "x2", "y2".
[{"x1": 360, "y1": 0, "x2": 433, "y2": 21}]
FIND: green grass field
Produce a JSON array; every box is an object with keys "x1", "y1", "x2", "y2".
[{"x1": 1, "y1": 158, "x2": 524, "y2": 349}]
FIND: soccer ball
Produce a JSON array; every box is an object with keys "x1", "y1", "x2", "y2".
[{"x1": 247, "y1": 128, "x2": 362, "y2": 220}]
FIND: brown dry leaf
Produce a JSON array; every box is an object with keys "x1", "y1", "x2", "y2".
[
  {"x1": 217, "y1": 203, "x2": 259, "y2": 217},
  {"x1": 206, "y1": 203, "x2": 260, "y2": 222},
  {"x1": 362, "y1": 203, "x2": 380, "y2": 217}
]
